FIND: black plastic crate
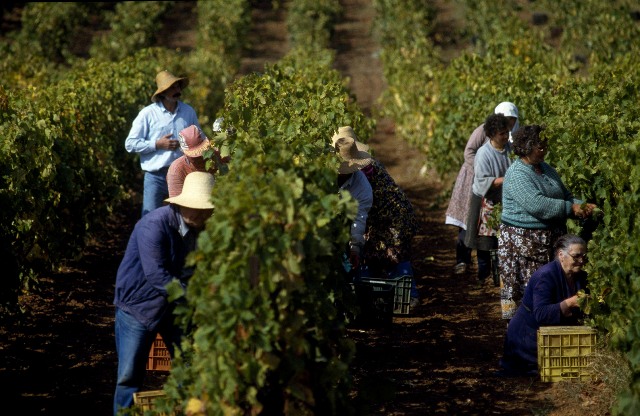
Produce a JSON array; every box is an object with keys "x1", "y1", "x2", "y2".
[
  {"x1": 351, "y1": 281, "x2": 394, "y2": 328},
  {"x1": 359, "y1": 275, "x2": 412, "y2": 314}
]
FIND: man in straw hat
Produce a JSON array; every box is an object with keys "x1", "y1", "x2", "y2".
[
  {"x1": 166, "y1": 124, "x2": 230, "y2": 198},
  {"x1": 334, "y1": 129, "x2": 374, "y2": 271},
  {"x1": 125, "y1": 69, "x2": 200, "y2": 217},
  {"x1": 113, "y1": 172, "x2": 215, "y2": 414}
]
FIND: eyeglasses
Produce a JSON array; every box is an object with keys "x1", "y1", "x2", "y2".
[{"x1": 567, "y1": 252, "x2": 588, "y2": 262}]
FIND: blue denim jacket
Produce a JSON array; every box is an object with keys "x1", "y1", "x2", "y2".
[{"x1": 114, "y1": 205, "x2": 192, "y2": 330}]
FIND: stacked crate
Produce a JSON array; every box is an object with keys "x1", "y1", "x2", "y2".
[
  {"x1": 133, "y1": 390, "x2": 174, "y2": 415},
  {"x1": 147, "y1": 334, "x2": 171, "y2": 371}
]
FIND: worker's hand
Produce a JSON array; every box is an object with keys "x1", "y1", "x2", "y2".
[
  {"x1": 156, "y1": 134, "x2": 180, "y2": 151},
  {"x1": 565, "y1": 294, "x2": 580, "y2": 309},
  {"x1": 212, "y1": 148, "x2": 231, "y2": 164},
  {"x1": 572, "y1": 203, "x2": 598, "y2": 219},
  {"x1": 582, "y1": 203, "x2": 598, "y2": 217}
]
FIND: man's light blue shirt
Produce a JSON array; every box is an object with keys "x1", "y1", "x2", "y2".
[{"x1": 125, "y1": 101, "x2": 200, "y2": 172}]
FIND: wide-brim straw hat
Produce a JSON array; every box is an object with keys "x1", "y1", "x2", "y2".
[
  {"x1": 178, "y1": 125, "x2": 211, "y2": 157},
  {"x1": 332, "y1": 126, "x2": 373, "y2": 174},
  {"x1": 164, "y1": 172, "x2": 215, "y2": 209},
  {"x1": 331, "y1": 126, "x2": 370, "y2": 152},
  {"x1": 151, "y1": 70, "x2": 189, "y2": 103}
]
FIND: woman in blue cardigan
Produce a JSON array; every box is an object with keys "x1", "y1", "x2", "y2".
[
  {"x1": 498, "y1": 124, "x2": 597, "y2": 319},
  {"x1": 499, "y1": 234, "x2": 589, "y2": 376}
]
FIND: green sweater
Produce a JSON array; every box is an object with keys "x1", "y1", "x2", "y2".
[{"x1": 501, "y1": 159, "x2": 580, "y2": 229}]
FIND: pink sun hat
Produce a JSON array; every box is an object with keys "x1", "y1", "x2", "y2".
[{"x1": 178, "y1": 125, "x2": 211, "y2": 157}]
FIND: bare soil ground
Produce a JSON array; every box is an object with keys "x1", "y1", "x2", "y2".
[{"x1": 0, "y1": 1, "x2": 613, "y2": 415}]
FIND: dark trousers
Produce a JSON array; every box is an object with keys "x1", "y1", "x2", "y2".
[
  {"x1": 477, "y1": 249, "x2": 492, "y2": 281},
  {"x1": 456, "y1": 228, "x2": 472, "y2": 265}
]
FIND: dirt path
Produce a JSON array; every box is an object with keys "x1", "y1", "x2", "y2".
[
  {"x1": 330, "y1": 1, "x2": 600, "y2": 415},
  {"x1": 0, "y1": 1, "x2": 610, "y2": 415},
  {"x1": 329, "y1": 1, "x2": 532, "y2": 414}
]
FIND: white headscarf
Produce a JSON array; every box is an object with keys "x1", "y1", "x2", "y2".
[{"x1": 494, "y1": 102, "x2": 519, "y2": 141}]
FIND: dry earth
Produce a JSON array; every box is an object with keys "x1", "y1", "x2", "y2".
[{"x1": 0, "y1": 1, "x2": 613, "y2": 415}]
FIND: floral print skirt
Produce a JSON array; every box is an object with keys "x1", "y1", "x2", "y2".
[{"x1": 497, "y1": 224, "x2": 565, "y2": 319}]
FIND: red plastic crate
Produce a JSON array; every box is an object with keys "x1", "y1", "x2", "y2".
[{"x1": 147, "y1": 334, "x2": 171, "y2": 371}]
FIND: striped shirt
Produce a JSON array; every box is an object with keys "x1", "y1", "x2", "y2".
[{"x1": 166, "y1": 156, "x2": 215, "y2": 198}]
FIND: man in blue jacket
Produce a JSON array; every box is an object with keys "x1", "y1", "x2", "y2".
[{"x1": 113, "y1": 172, "x2": 215, "y2": 414}]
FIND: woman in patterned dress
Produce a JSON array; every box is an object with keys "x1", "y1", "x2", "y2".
[
  {"x1": 332, "y1": 126, "x2": 420, "y2": 305},
  {"x1": 498, "y1": 125, "x2": 597, "y2": 319}
]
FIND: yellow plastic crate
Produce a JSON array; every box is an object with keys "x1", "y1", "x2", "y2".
[
  {"x1": 133, "y1": 390, "x2": 174, "y2": 415},
  {"x1": 147, "y1": 334, "x2": 171, "y2": 371},
  {"x1": 537, "y1": 325, "x2": 597, "y2": 382}
]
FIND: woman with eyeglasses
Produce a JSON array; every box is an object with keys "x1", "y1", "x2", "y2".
[
  {"x1": 498, "y1": 234, "x2": 589, "y2": 376},
  {"x1": 497, "y1": 125, "x2": 598, "y2": 320}
]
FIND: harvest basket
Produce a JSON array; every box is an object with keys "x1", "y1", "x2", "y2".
[
  {"x1": 147, "y1": 334, "x2": 171, "y2": 371},
  {"x1": 359, "y1": 274, "x2": 412, "y2": 314},
  {"x1": 537, "y1": 325, "x2": 597, "y2": 382}
]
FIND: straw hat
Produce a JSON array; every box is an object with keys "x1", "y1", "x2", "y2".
[
  {"x1": 331, "y1": 126, "x2": 370, "y2": 152},
  {"x1": 331, "y1": 126, "x2": 373, "y2": 174},
  {"x1": 178, "y1": 125, "x2": 211, "y2": 157},
  {"x1": 164, "y1": 172, "x2": 215, "y2": 209},
  {"x1": 151, "y1": 70, "x2": 189, "y2": 103}
]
